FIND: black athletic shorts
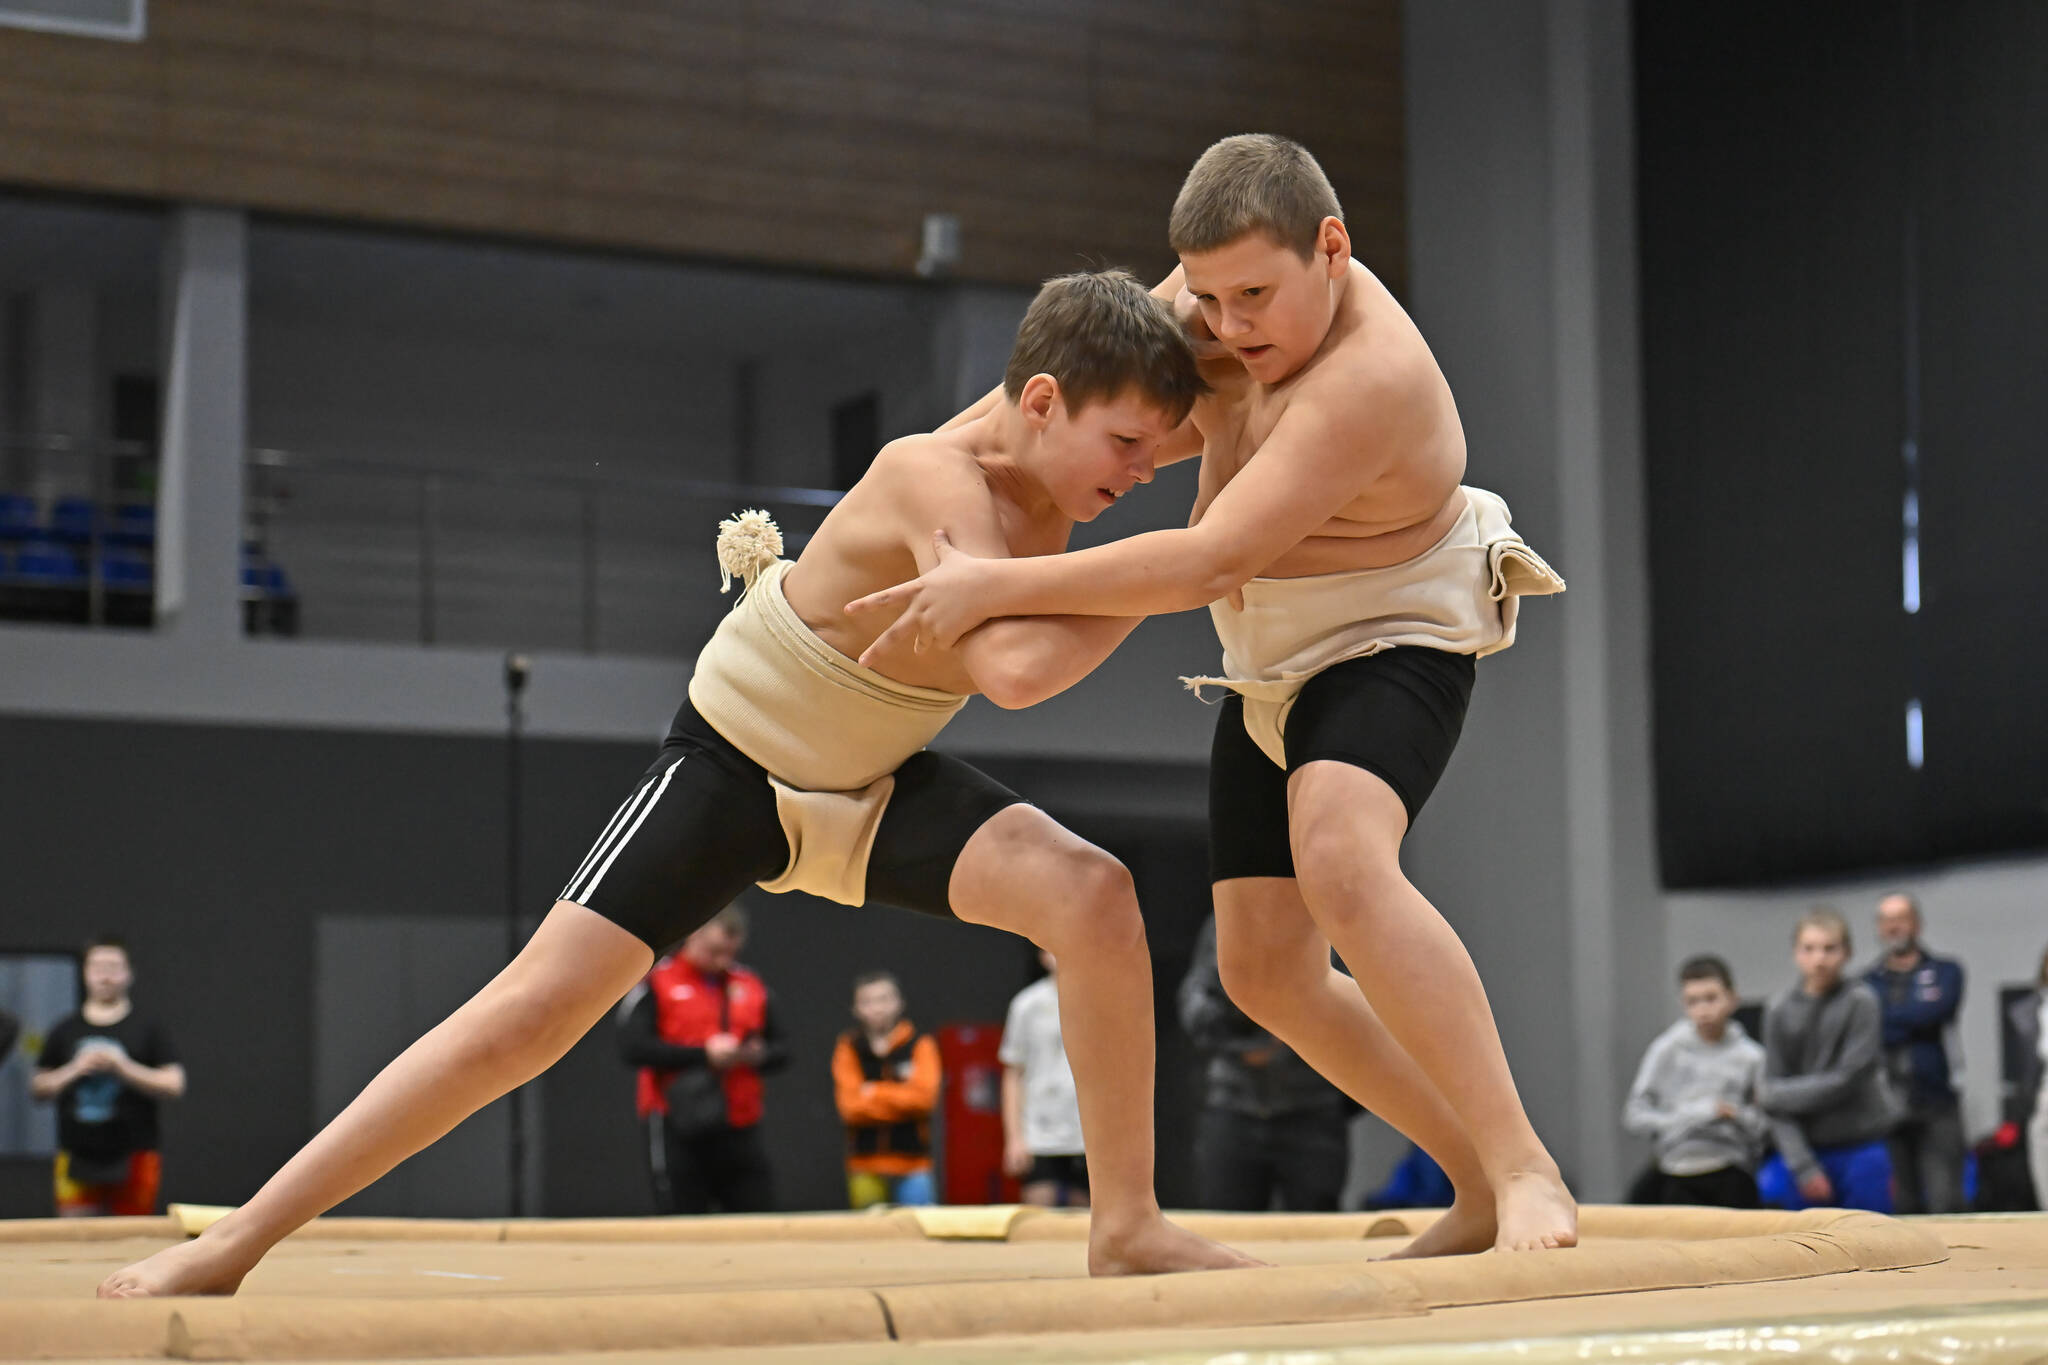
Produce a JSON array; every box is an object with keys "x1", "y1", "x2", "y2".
[
  {"x1": 1208, "y1": 646, "x2": 1477, "y2": 884},
  {"x1": 1024, "y1": 1153, "x2": 1090, "y2": 1191},
  {"x1": 561, "y1": 699, "x2": 1027, "y2": 953}
]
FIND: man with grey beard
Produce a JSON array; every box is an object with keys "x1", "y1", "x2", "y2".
[{"x1": 1864, "y1": 893, "x2": 1967, "y2": 1214}]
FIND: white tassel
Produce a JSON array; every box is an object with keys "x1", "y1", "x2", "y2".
[{"x1": 716, "y1": 508, "x2": 783, "y2": 594}]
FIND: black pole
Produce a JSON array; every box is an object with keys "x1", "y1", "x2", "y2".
[{"x1": 503, "y1": 651, "x2": 530, "y2": 1218}]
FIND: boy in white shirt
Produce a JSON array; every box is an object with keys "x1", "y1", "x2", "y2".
[{"x1": 1001, "y1": 950, "x2": 1088, "y2": 1207}]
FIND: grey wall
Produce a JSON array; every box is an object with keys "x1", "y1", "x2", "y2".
[
  {"x1": 0, "y1": 713, "x2": 1218, "y2": 1219},
  {"x1": 1399, "y1": 0, "x2": 1663, "y2": 1199}
]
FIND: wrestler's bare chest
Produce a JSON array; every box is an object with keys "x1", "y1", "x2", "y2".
[{"x1": 1192, "y1": 385, "x2": 1465, "y2": 578}]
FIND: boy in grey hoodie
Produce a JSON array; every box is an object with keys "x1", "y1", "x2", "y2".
[
  {"x1": 1756, "y1": 907, "x2": 1902, "y2": 1212},
  {"x1": 1623, "y1": 955, "x2": 1769, "y2": 1206}
]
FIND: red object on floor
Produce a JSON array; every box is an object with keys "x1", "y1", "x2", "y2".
[{"x1": 937, "y1": 1021, "x2": 1018, "y2": 1206}]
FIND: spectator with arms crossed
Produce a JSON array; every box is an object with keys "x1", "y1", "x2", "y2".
[
  {"x1": 1623, "y1": 955, "x2": 1768, "y2": 1207},
  {"x1": 1865, "y1": 892, "x2": 1967, "y2": 1214},
  {"x1": 32, "y1": 938, "x2": 184, "y2": 1216},
  {"x1": 1758, "y1": 909, "x2": 1901, "y2": 1212}
]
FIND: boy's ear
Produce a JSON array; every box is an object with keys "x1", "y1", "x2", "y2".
[
  {"x1": 1018, "y1": 372, "x2": 1060, "y2": 429},
  {"x1": 1319, "y1": 216, "x2": 1352, "y2": 277}
]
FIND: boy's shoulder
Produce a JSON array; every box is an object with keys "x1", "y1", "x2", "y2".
[
  {"x1": 1647, "y1": 1017, "x2": 1693, "y2": 1052},
  {"x1": 857, "y1": 432, "x2": 1005, "y2": 519},
  {"x1": 1762, "y1": 984, "x2": 1805, "y2": 1018},
  {"x1": 865, "y1": 431, "x2": 982, "y2": 484}
]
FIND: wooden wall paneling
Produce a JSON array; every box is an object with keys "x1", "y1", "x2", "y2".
[
  {"x1": 160, "y1": 0, "x2": 372, "y2": 66},
  {"x1": 366, "y1": 13, "x2": 749, "y2": 106},
  {"x1": 0, "y1": 0, "x2": 1404, "y2": 287},
  {"x1": 1087, "y1": 0, "x2": 1259, "y2": 46},
  {"x1": 752, "y1": 0, "x2": 1072, "y2": 58}
]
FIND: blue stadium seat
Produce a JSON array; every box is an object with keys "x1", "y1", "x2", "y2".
[
  {"x1": 49, "y1": 497, "x2": 96, "y2": 545},
  {"x1": 14, "y1": 540, "x2": 85, "y2": 586},
  {"x1": 0, "y1": 494, "x2": 38, "y2": 542},
  {"x1": 241, "y1": 551, "x2": 294, "y2": 595},
  {"x1": 100, "y1": 548, "x2": 154, "y2": 589},
  {"x1": 106, "y1": 501, "x2": 156, "y2": 548}
]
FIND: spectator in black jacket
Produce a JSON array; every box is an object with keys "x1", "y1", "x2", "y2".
[
  {"x1": 1178, "y1": 914, "x2": 1351, "y2": 1211},
  {"x1": 2023, "y1": 944, "x2": 2048, "y2": 1211},
  {"x1": 1865, "y1": 893, "x2": 1967, "y2": 1214}
]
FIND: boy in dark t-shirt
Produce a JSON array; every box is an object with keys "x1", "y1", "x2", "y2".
[{"x1": 32, "y1": 938, "x2": 185, "y2": 1216}]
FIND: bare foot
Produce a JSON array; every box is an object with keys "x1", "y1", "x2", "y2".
[
  {"x1": 1088, "y1": 1212, "x2": 1267, "y2": 1276},
  {"x1": 1381, "y1": 1196, "x2": 1497, "y2": 1260},
  {"x1": 98, "y1": 1235, "x2": 252, "y2": 1298},
  {"x1": 1492, "y1": 1170, "x2": 1578, "y2": 1251}
]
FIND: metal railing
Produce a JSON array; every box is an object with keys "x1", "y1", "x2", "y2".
[
  {"x1": 246, "y1": 448, "x2": 844, "y2": 655},
  {"x1": 2, "y1": 435, "x2": 845, "y2": 653}
]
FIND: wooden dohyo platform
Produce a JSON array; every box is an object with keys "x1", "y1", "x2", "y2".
[{"x1": 2, "y1": 1205, "x2": 2041, "y2": 1364}]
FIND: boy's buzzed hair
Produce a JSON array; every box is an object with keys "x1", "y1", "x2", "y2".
[
  {"x1": 1793, "y1": 906, "x2": 1850, "y2": 953},
  {"x1": 1003, "y1": 269, "x2": 1206, "y2": 426},
  {"x1": 852, "y1": 970, "x2": 898, "y2": 994},
  {"x1": 1677, "y1": 954, "x2": 1734, "y2": 991},
  {"x1": 1169, "y1": 133, "x2": 1344, "y2": 261}
]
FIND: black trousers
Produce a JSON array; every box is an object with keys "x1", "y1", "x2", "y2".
[
  {"x1": 1626, "y1": 1162, "x2": 1761, "y2": 1208},
  {"x1": 1889, "y1": 1099, "x2": 1968, "y2": 1215},
  {"x1": 647, "y1": 1118, "x2": 776, "y2": 1215},
  {"x1": 1195, "y1": 1106, "x2": 1351, "y2": 1212}
]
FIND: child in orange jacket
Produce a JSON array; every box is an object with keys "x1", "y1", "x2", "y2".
[{"x1": 833, "y1": 972, "x2": 941, "y2": 1207}]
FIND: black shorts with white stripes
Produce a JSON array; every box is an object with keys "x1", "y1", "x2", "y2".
[{"x1": 559, "y1": 699, "x2": 1026, "y2": 953}]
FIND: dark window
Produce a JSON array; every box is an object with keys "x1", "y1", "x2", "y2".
[{"x1": 830, "y1": 392, "x2": 880, "y2": 492}]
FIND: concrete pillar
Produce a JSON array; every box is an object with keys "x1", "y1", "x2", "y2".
[
  {"x1": 927, "y1": 284, "x2": 1028, "y2": 422},
  {"x1": 156, "y1": 207, "x2": 247, "y2": 639},
  {"x1": 1402, "y1": 0, "x2": 1661, "y2": 1201}
]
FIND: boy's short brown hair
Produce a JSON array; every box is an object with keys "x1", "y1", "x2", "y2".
[
  {"x1": 1003, "y1": 269, "x2": 1206, "y2": 426},
  {"x1": 1678, "y1": 954, "x2": 1734, "y2": 992},
  {"x1": 1793, "y1": 906, "x2": 1850, "y2": 953},
  {"x1": 1169, "y1": 133, "x2": 1344, "y2": 261}
]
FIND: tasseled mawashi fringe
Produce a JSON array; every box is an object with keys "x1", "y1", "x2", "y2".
[{"x1": 716, "y1": 508, "x2": 784, "y2": 595}]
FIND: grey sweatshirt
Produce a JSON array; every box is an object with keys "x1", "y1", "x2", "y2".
[
  {"x1": 1760, "y1": 979, "x2": 1903, "y2": 1178},
  {"x1": 1623, "y1": 1018, "x2": 1770, "y2": 1176}
]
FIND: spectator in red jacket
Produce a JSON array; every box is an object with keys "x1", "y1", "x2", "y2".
[{"x1": 615, "y1": 906, "x2": 786, "y2": 1213}]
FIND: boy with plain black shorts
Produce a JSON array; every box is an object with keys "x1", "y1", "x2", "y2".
[
  {"x1": 102, "y1": 270, "x2": 1257, "y2": 1299},
  {"x1": 855, "y1": 134, "x2": 1577, "y2": 1253}
]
